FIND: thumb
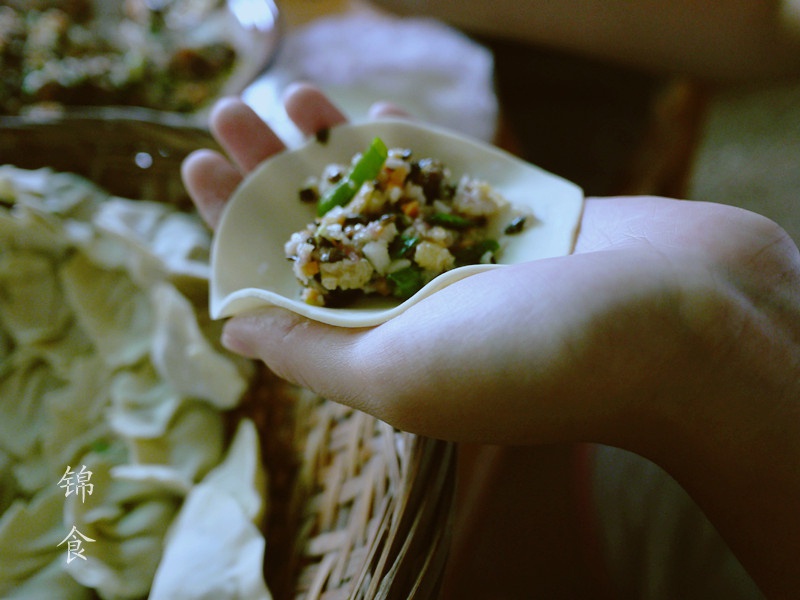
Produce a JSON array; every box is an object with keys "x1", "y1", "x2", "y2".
[{"x1": 221, "y1": 307, "x2": 380, "y2": 410}]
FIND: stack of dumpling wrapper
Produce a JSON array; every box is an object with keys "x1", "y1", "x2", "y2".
[{"x1": 0, "y1": 166, "x2": 273, "y2": 599}]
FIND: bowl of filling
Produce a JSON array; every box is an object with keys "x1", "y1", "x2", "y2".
[
  {"x1": 210, "y1": 118, "x2": 585, "y2": 327},
  {"x1": 0, "y1": 0, "x2": 280, "y2": 120}
]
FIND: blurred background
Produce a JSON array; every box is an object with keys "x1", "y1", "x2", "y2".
[
  {"x1": 1, "y1": 1, "x2": 798, "y2": 598},
  {"x1": 277, "y1": 0, "x2": 800, "y2": 245},
  {"x1": 5, "y1": 0, "x2": 796, "y2": 240}
]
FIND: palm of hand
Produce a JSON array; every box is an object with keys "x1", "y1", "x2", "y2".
[
  {"x1": 183, "y1": 87, "x2": 799, "y2": 449},
  {"x1": 183, "y1": 86, "x2": 800, "y2": 599}
]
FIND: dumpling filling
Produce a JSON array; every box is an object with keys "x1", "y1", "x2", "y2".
[{"x1": 285, "y1": 137, "x2": 529, "y2": 307}]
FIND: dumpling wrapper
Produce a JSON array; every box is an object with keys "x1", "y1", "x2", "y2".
[
  {"x1": 150, "y1": 282, "x2": 248, "y2": 410},
  {"x1": 59, "y1": 250, "x2": 153, "y2": 369},
  {"x1": 27, "y1": 319, "x2": 94, "y2": 380},
  {"x1": 0, "y1": 252, "x2": 71, "y2": 345},
  {"x1": 149, "y1": 419, "x2": 271, "y2": 600},
  {"x1": 92, "y1": 199, "x2": 211, "y2": 285},
  {"x1": 110, "y1": 464, "x2": 194, "y2": 498},
  {"x1": 63, "y1": 459, "x2": 183, "y2": 600},
  {"x1": 150, "y1": 212, "x2": 212, "y2": 282},
  {"x1": 0, "y1": 448, "x2": 16, "y2": 515},
  {"x1": 2, "y1": 559, "x2": 94, "y2": 600},
  {"x1": 0, "y1": 167, "x2": 104, "y2": 220},
  {"x1": 211, "y1": 118, "x2": 584, "y2": 327},
  {"x1": 126, "y1": 401, "x2": 225, "y2": 485},
  {"x1": 0, "y1": 356, "x2": 60, "y2": 458},
  {"x1": 93, "y1": 198, "x2": 168, "y2": 243},
  {"x1": 108, "y1": 363, "x2": 184, "y2": 440},
  {"x1": 41, "y1": 355, "x2": 115, "y2": 476},
  {"x1": 0, "y1": 166, "x2": 264, "y2": 598},
  {"x1": 0, "y1": 328, "x2": 12, "y2": 379},
  {"x1": 0, "y1": 487, "x2": 66, "y2": 596}
]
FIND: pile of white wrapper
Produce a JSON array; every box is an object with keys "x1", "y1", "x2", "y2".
[{"x1": 0, "y1": 166, "x2": 273, "y2": 599}]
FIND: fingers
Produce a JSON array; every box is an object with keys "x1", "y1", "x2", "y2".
[
  {"x1": 283, "y1": 82, "x2": 409, "y2": 132},
  {"x1": 283, "y1": 82, "x2": 348, "y2": 136},
  {"x1": 220, "y1": 302, "x2": 464, "y2": 436},
  {"x1": 186, "y1": 85, "x2": 352, "y2": 227},
  {"x1": 209, "y1": 97, "x2": 286, "y2": 173},
  {"x1": 216, "y1": 254, "x2": 666, "y2": 445},
  {"x1": 217, "y1": 269, "x2": 543, "y2": 441},
  {"x1": 181, "y1": 149, "x2": 242, "y2": 229},
  {"x1": 368, "y1": 100, "x2": 411, "y2": 120},
  {"x1": 221, "y1": 307, "x2": 378, "y2": 411}
]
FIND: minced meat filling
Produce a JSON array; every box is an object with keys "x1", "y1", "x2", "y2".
[{"x1": 285, "y1": 139, "x2": 526, "y2": 307}]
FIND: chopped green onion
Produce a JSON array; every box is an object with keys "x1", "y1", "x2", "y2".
[
  {"x1": 387, "y1": 266, "x2": 424, "y2": 299},
  {"x1": 317, "y1": 137, "x2": 388, "y2": 216},
  {"x1": 427, "y1": 212, "x2": 477, "y2": 229},
  {"x1": 316, "y1": 179, "x2": 358, "y2": 216},
  {"x1": 349, "y1": 137, "x2": 389, "y2": 182}
]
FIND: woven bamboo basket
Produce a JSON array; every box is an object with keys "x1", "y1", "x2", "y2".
[{"x1": 0, "y1": 112, "x2": 456, "y2": 600}]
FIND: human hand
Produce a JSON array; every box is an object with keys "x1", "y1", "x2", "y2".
[
  {"x1": 184, "y1": 85, "x2": 800, "y2": 594},
  {"x1": 183, "y1": 83, "x2": 799, "y2": 450}
]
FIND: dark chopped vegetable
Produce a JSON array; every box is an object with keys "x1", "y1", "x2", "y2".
[
  {"x1": 453, "y1": 239, "x2": 500, "y2": 265},
  {"x1": 298, "y1": 186, "x2": 319, "y2": 203},
  {"x1": 390, "y1": 234, "x2": 419, "y2": 259},
  {"x1": 505, "y1": 216, "x2": 527, "y2": 234},
  {"x1": 315, "y1": 128, "x2": 330, "y2": 144}
]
